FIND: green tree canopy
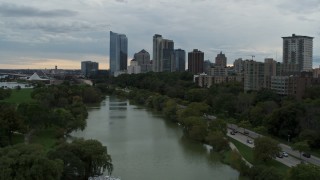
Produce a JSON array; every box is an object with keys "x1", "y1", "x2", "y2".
[
  {"x1": 253, "y1": 137, "x2": 280, "y2": 163},
  {"x1": 286, "y1": 164, "x2": 320, "y2": 180},
  {"x1": 0, "y1": 144, "x2": 63, "y2": 180},
  {"x1": 51, "y1": 139, "x2": 113, "y2": 179}
]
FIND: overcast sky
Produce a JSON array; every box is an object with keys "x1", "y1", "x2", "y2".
[{"x1": 0, "y1": 0, "x2": 319, "y2": 69}]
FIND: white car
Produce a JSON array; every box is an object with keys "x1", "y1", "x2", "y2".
[{"x1": 282, "y1": 151, "x2": 289, "y2": 157}]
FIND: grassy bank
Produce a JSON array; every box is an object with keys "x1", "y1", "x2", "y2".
[
  {"x1": 1, "y1": 88, "x2": 34, "y2": 104},
  {"x1": 228, "y1": 137, "x2": 289, "y2": 176}
]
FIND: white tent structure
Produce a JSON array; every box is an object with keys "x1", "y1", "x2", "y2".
[{"x1": 27, "y1": 73, "x2": 49, "y2": 81}]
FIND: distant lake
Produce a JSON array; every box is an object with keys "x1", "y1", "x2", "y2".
[{"x1": 0, "y1": 82, "x2": 33, "y2": 89}]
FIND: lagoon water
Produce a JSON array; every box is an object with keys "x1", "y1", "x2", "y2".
[{"x1": 72, "y1": 96, "x2": 239, "y2": 180}]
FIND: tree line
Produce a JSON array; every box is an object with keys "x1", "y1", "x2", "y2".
[
  {"x1": 103, "y1": 71, "x2": 320, "y2": 179},
  {"x1": 0, "y1": 83, "x2": 113, "y2": 180}
]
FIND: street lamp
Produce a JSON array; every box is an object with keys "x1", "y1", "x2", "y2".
[{"x1": 288, "y1": 134, "x2": 290, "y2": 143}]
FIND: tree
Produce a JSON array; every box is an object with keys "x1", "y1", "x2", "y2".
[
  {"x1": 208, "y1": 118, "x2": 227, "y2": 135},
  {"x1": 0, "y1": 144, "x2": 63, "y2": 180},
  {"x1": 53, "y1": 139, "x2": 113, "y2": 179},
  {"x1": 250, "y1": 165, "x2": 283, "y2": 180},
  {"x1": 292, "y1": 140, "x2": 310, "y2": 160},
  {"x1": 286, "y1": 164, "x2": 320, "y2": 180},
  {"x1": 48, "y1": 149, "x2": 85, "y2": 180},
  {"x1": 266, "y1": 103, "x2": 303, "y2": 139},
  {"x1": 50, "y1": 108, "x2": 86, "y2": 135},
  {"x1": 206, "y1": 131, "x2": 229, "y2": 152},
  {"x1": 163, "y1": 99, "x2": 178, "y2": 121},
  {"x1": 0, "y1": 104, "x2": 25, "y2": 145},
  {"x1": 253, "y1": 137, "x2": 280, "y2": 163}
]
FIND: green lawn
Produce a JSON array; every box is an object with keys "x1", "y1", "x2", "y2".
[
  {"x1": 229, "y1": 138, "x2": 254, "y2": 163},
  {"x1": 31, "y1": 128, "x2": 60, "y2": 151},
  {"x1": 1, "y1": 88, "x2": 34, "y2": 104},
  {"x1": 228, "y1": 137, "x2": 289, "y2": 176}
]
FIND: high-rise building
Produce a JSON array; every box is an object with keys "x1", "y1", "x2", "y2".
[
  {"x1": 134, "y1": 49, "x2": 151, "y2": 73},
  {"x1": 233, "y1": 58, "x2": 244, "y2": 74},
  {"x1": 152, "y1": 34, "x2": 174, "y2": 72},
  {"x1": 110, "y1": 31, "x2": 128, "y2": 76},
  {"x1": 215, "y1": 51, "x2": 227, "y2": 67},
  {"x1": 81, "y1": 61, "x2": 99, "y2": 77},
  {"x1": 203, "y1": 60, "x2": 212, "y2": 75},
  {"x1": 282, "y1": 34, "x2": 313, "y2": 73},
  {"x1": 243, "y1": 60, "x2": 264, "y2": 92},
  {"x1": 188, "y1": 49, "x2": 204, "y2": 74},
  {"x1": 127, "y1": 59, "x2": 141, "y2": 74},
  {"x1": 174, "y1": 49, "x2": 186, "y2": 72},
  {"x1": 263, "y1": 58, "x2": 279, "y2": 89}
]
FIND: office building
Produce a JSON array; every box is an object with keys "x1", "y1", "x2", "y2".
[
  {"x1": 243, "y1": 60, "x2": 264, "y2": 92},
  {"x1": 188, "y1": 49, "x2": 204, "y2": 74},
  {"x1": 152, "y1": 34, "x2": 175, "y2": 72},
  {"x1": 215, "y1": 51, "x2": 227, "y2": 67},
  {"x1": 264, "y1": 58, "x2": 279, "y2": 89},
  {"x1": 174, "y1": 49, "x2": 186, "y2": 72},
  {"x1": 134, "y1": 49, "x2": 152, "y2": 73},
  {"x1": 282, "y1": 34, "x2": 313, "y2": 72},
  {"x1": 127, "y1": 59, "x2": 141, "y2": 74},
  {"x1": 81, "y1": 61, "x2": 99, "y2": 77},
  {"x1": 110, "y1": 31, "x2": 128, "y2": 76}
]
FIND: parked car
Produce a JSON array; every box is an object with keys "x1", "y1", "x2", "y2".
[
  {"x1": 232, "y1": 129, "x2": 238, "y2": 133},
  {"x1": 230, "y1": 131, "x2": 235, "y2": 135},
  {"x1": 276, "y1": 152, "x2": 283, "y2": 158},
  {"x1": 246, "y1": 139, "x2": 253, "y2": 144},
  {"x1": 244, "y1": 131, "x2": 249, "y2": 135},
  {"x1": 282, "y1": 151, "x2": 289, "y2": 157},
  {"x1": 302, "y1": 152, "x2": 311, "y2": 158}
]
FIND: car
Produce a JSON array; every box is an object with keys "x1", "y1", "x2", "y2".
[
  {"x1": 244, "y1": 131, "x2": 249, "y2": 135},
  {"x1": 276, "y1": 152, "x2": 283, "y2": 158},
  {"x1": 232, "y1": 129, "x2": 238, "y2": 133},
  {"x1": 230, "y1": 131, "x2": 235, "y2": 135},
  {"x1": 282, "y1": 151, "x2": 289, "y2": 157},
  {"x1": 302, "y1": 152, "x2": 311, "y2": 158},
  {"x1": 246, "y1": 139, "x2": 253, "y2": 144}
]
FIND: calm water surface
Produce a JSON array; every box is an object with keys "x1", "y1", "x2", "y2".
[{"x1": 72, "y1": 96, "x2": 239, "y2": 180}]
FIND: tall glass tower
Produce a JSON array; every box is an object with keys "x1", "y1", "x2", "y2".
[{"x1": 110, "y1": 31, "x2": 128, "y2": 76}]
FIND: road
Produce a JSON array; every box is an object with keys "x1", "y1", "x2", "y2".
[
  {"x1": 227, "y1": 128, "x2": 301, "y2": 167},
  {"x1": 227, "y1": 124, "x2": 320, "y2": 167}
]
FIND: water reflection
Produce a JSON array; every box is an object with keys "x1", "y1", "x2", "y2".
[{"x1": 72, "y1": 96, "x2": 239, "y2": 180}]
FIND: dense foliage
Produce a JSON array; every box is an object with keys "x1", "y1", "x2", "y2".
[
  {"x1": 0, "y1": 84, "x2": 113, "y2": 179},
  {"x1": 108, "y1": 72, "x2": 320, "y2": 152}
]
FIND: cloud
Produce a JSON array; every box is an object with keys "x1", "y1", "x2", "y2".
[
  {"x1": 0, "y1": 3, "x2": 77, "y2": 17},
  {"x1": 115, "y1": 0, "x2": 127, "y2": 3},
  {"x1": 277, "y1": 0, "x2": 320, "y2": 14}
]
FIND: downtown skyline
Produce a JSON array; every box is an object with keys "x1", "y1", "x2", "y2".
[{"x1": 0, "y1": 0, "x2": 320, "y2": 69}]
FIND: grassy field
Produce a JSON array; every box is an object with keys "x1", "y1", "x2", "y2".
[
  {"x1": 0, "y1": 88, "x2": 34, "y2": 104},
  {"x1": 228, "y1": 137, "x2": 289, "y2": 176},
  {"x1": 31, "y1": 128, "x2": 60, "y2": 151}
]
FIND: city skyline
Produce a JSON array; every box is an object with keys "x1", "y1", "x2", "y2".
[{"x1": 0, "y1": 0, "x2": 320, "y2": 69}]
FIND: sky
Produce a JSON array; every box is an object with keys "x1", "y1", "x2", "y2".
[{"x1": 0, "y1": 0, "x2": 320, "y2": 70}]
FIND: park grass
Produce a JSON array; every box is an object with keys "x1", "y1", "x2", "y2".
[
  {"x1": 229, "y1": 138, "x2": 254, "y2": 163},
  {"x1": 228, "y1": 137, "x2": 290, "y2": 176},
  {"x1": 1, "y1": 88, "x2": 34, "y2": 104},
  {"x1": 31, "y1": 128, "x2": 60, "y2": 151}
]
